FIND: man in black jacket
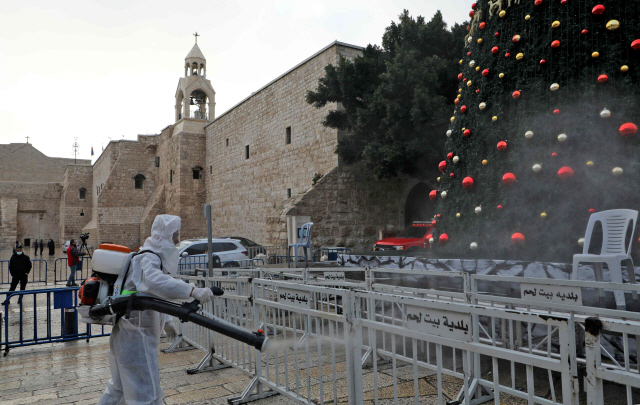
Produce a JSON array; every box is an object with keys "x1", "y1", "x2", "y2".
[{"x1": 2, "y1": 244, "x2": 32, "y2": 305}]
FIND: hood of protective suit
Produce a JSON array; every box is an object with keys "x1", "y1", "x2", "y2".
[{"x1": 141, "y1": 215, "x2": 181, "y2": 275}]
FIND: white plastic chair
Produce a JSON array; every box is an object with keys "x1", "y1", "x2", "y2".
[{"x1": 571, "y1": 209, "x2": 638, "y2": 309}]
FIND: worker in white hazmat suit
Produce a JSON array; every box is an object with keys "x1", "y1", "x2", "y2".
[{"x1": 98, "y1": 214, "x2": 214, "y2": 405}]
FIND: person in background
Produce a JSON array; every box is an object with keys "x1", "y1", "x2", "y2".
[
  {"x1": 39, "y1": 239, "x2": 44, "y2": 256},
  {"x1": 1, "y1": 244, "x2": 32, "y2": 306},
  {"x1": 48, "y1": 239, "x2": 55, "y2": 256},
  {"x1": 66, "y1": 239, "x2": 86, "y2": 287},
  {"x1": 33, "y1": 240, "x2": 39, "y2": 256}
]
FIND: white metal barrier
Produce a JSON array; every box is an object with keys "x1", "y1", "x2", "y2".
[{"x1": 165, "y1": 267, "x2": 640, "y2": 404}]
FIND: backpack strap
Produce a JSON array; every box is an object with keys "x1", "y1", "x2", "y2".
[{"x1": 114, "y1": 250, "x2": 163, "y2": 324}]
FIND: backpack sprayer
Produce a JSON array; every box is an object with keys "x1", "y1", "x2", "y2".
[{"x1": 76, "y1": 244, "x2": 267, "y2": 351}]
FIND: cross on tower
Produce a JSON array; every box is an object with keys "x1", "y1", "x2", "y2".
[
  {"x1": 193, "y1": 32, "x2": 199, "y2": 44},
  {"x1": 25, "y1": 136, "x2": 30, "y2": 143}
]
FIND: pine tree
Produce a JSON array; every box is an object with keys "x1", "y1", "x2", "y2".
[{"x1": 432, "y1": 0, "x2": 640, "y2": 262}]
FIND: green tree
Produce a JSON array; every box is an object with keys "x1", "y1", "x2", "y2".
[
  {"x1": 432, "y1": 0, "x2": 640, "y2": 262},
  {"x1": 306, "y1": 10, "x2": 467, "y2": 179}
]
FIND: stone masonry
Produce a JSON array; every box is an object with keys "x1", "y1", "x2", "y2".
[{"x1": 4, "y1": 40, "x2": 435, "y2": 251}]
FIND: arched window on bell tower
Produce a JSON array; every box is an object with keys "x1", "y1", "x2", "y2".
[{"x1": 175, "y1": 35, "x2": 216, "y2": 122}]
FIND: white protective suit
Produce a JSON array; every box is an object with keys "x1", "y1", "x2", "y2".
[{"x1": 98, "y1": 215, "x2": 194, "y2": 405}]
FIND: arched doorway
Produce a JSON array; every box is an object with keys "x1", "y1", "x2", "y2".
[{"x1": 404, "y1": 182, "x2": 434, "y2": 228}]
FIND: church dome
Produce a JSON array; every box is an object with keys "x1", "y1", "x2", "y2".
[{"x1": 186, "y1": 44, "x2": 206, "y2": 62}]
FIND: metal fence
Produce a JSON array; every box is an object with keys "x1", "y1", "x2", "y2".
[
  {"x1": 53, "y1": 257, "x2": 91, "y2": 284},
  {"x1": 0, "y1": 287, "x2": 110, "y2": 355},
  {"x1": 0, "y1": 259, "x2": 48, "y2": 285}
]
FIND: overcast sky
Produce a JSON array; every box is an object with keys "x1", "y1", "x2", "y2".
[{"x1": 0, "y1": 0, "x2": 470, "y2": 163}]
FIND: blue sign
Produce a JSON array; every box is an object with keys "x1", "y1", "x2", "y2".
[{"x1": 54, "y1": 290, "x2": 73, "y2": 309}]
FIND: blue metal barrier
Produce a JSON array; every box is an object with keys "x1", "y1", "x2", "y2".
[
  {"x1": 53, "y1": 257, "x2": 91, "y2": 284},
  {"x1": 0, "y1": 287, "x2": 110, "y2": 355},
  {"x1": 178, "y1": 258, "x2": 265, "y2": 275},
  {"x1": 0, "y1": 259, "x2": 48, "y2": 285}
]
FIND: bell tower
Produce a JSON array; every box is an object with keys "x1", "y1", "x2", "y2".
[{"x1": 175, "y1": 33, "x2": 216, "y2": 122}]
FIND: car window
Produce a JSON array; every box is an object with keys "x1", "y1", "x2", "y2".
[
  {"x1": 397, "y1": 226, "x2": 431, "y2": 239},
  {"x1": 185, "y1": 243, "x2": 207, "y2": 255},
  {"x1": 223, "y1": 242, "x2": 237, "y2": 251},
  {"x1": 210, "y1": 243, "x2": 225, "y2": 253}
]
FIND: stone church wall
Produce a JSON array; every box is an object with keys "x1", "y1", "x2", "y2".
[
  {"x1": 92, "y1": 141, "x2": 158, "y2": 248},
  {"x1": 283, "y1": 165, "x2": 410, "y2": 252},
  {"x1": 0, "y1": 182, "x2": 62, "y2": 246},
  {"x1": 206, "y1": 42, "x2": 361, "y2": 245},
  {"x1": 0, "y1": 198, "x2": 18, "y2": 248},
  {"x1": 60, "y1": 165, "x2": 93, "y2": 243}
]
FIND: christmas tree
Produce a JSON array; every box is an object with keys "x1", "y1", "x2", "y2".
[{"x1": 431, "y1": 0, "x2": 640, "y2": 262}]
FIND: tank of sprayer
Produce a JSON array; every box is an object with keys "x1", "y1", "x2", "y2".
[{"x1": 91, "y1": 244, "x2": 131, "y2": 275}]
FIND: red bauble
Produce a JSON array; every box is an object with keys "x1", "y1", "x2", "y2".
[
  {"x1": 469, "y1": 11, "x2": 475, "y2": 18},
  {"x1": 494, "y1": 32, "x2": 500, "y2": 37},
  {"x1": 497, "y1": 141, "x2": 508, "y2": 151},
  {"x1": 597, "y1": 74, "x2": 609, "y2": 83},
  {"x1": 454, "y1": 98, "x2": 460, "y2": 105},
  {"x1": 551, "y1": 40, "x2": 561, "y2": 48},
  {"x1": 512, "y1": 90, "x2": 521, "y2": 99},
  {"x1": 632, "y1": 39, "x2": 640, "y2": 50},
  {"x1": 438, "y1": 161, "x2": 447, "y2": 172},
  {"x1": 458, "y1": 73, "x2": 463, "y2": 80},
  {"x1": 512, "y1": 35, "x2": 521, "y2": 43},
  {"x1": 592, "y1": 4, "x2": 605, "y2": 15},
  {"x1": 463, "y1": 78, "x2": 468, "y2": 82},
  {"x1": 460, "y1": 105, "x2": 468, "y2": 113},
  {"x1": 553, "y1": 109, "x2": 560, "y2": 114},
  {"x1": 467, "y1": 52, "x2": 472, "y2": 56},
  {"x1": 582, "y1": 29, "x2": 589, "y2": 35},
  {"x1": 471, "y1": 2, "x2": 477, "y2": 9},
  {"x1": 502, "y1": 173, "x2": 516, "y2": 185},
  {"x1": 476, "y1": 89, "x2": 480, "y2": 93},
  {"x1": 540, "y1": 59, "x2": 546, "y2": 64},
  {"x1": 558, "y1": 166, "x2": 575, "y2": 179},
  {"x1": 505, "y1": 52, "x2": 511, "y2": 57},
  {"x1": 561, "y1": 0, "x2": 567, "y2": 4},
  {"x1": 534, "y1": 0, "x2": 542, "y2": 5},
  {"x1": 439, "y1": 233, "x2": 449, "y2": 244},
  {"x1": 429, "y1": 190, "x2": 438, "y2": 201},
  {"x1": 447, "y1": 152, "x2": 453, "y2": 160},
  {"x1": 492, "y1": 46, "x2": 499, "y2": 54},
  {"x1": 497, "y1": 205, "x2": 503, "y2": 210},
  {"x1": 437, "y1": 214, "x2": 441, "y2": 218},
  {"x1": 450, "y1": 173, "x2": 455, "y2": 178},
  {"x1": 589, "y1": 208, "x2": 596, "y2": 214},
  {"x1": 482, "y1": 69, "x2": 490, "y2": 76},
  {"x1": 620, "y1": 123, "x2": 638, "y2": 137},
  {"x1": 511, "y1": 233, "x2": 525, "y2": 244},
  {"x1": 462, "y1": 177, "x2": 474, "y2": 189},
  {"x1": 431, "y1": 220, "x2": 437, "y2": 226},
  {"x1": 552, "y1": 152, "x2": 558, "y2": 157},
  {"x1": 464, "y1": 129, "x2": 472, "y2": 137},
  {"x1": 479, "y1": 22, "x2": 486, "y2": 29}
]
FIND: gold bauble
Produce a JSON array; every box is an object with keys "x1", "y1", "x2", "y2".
[
  {"x1": 621, "y1": 65, "x2": 629, "y2": 72},
  {"x1": 456, "y1": 213, "x2": 461, "y2": 218},
  {"x1": 437, "y1": 177, "x2": 441, "y2": 182},
  {"x1": 499, "y1": 10, "x2": 506, "y2": 17},
  {"x1": 613, "y1": 167, "x2": 624, "y2": 176},
  {"x1": 499, "y1": 73, "x2": 505, "y2": 78},
  {"x1": 552, "y1": 21, "x2": 560, "y2": 28},
  {"x1": 467, "y1": 80, "x2": 473, "y2": 87},
  {"x1": 492, "y1": 116, "x2": 498, "y2": 122},
  {"x1": 458, "y1": 88, "x2": 462, "y2": 93},
  {"x1": 476, "y1": 66, "x2": 480, "y2": 71},
  {"x1": 459, "y1": 59, "x2": 463, "y2": 65},
  {"x1": 592, "y1": 51, "x2": 600, "y2": 58},
  {"x1": 587, "y1": 161, "x2": 594, "y2": 167},
  {"x1": 525, "y1": 15, "x2": 531, "y2": 21},
  {"x1": 457, "y1": 94, "x2": 461, "y2": 99},
  {"x1": 516, "y1": 53, "x2": 524, "y2": 60},
  {"x1": 482, "y1": 159, "x2": 488, "y2": 165},
  {"x1": 606, "y1": 20, "x2": 620, "y2": 30},
  {"x1": 478, "y1": 38, "x2": 483, "y2": 44},
  {"x1": 541, "y1": 212, "x2": 547, "y2": 219},
  {"x1": 450, "y1": 116, "x2": 455, "y2": 123}
]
